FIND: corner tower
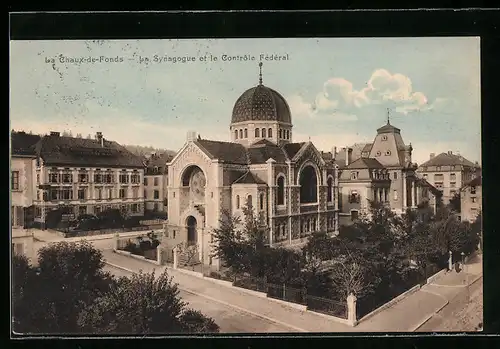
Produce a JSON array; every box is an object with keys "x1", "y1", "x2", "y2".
[
  {"x1": 368, "y1": 112, "x2": 412, "y2": 168},
  {"x1": 230, "y1": 62, "x2": 293, "y2": 147}
]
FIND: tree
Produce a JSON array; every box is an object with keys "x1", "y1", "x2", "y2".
[
  {"x1": 12, "y1": 255, "x2": 39, "y2": 333},
  {"x1": 448, "y1": 192, "x2": 461, "y2": 213},
  {"x1": 210, "y1": 208, "x2": 254, "y2": 276},
  {"x1": 12, "y1": 242, "x2": 114, "y2": 333},
  {"x1": 78, "y1": 270, "x2": 219, "y2": 334}
]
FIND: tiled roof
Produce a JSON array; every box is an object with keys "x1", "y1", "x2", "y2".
[
  {"x1": 248, "y1": 140, "x2": 288, "y2": 164},
  {"x1": 195, "y1": 139, "x2": 248, "y2": 165},
  {"x1": 145, "y1": 152, "x2": 174, "y2": 174},
  {"x1": 37, "y1": 134, "x2": 144, "y2": 168},
  {"x1": 362, "y1": 143, "x2": 373, "y2": 153},
  {"x1": 233, "y1": 171, "x2": 266, "y2": 185},
  {"x1": 231, "y1": 84, "x2": 292, "y2": 124},
  {"x1": 377, "y1": 122, "x2": 401, "y2": 134},
  {"x1": 464, "y1": 176, "x2": 481, "y2": 187},
  {"x1": 346, "y1": 158, "x2": 385, "y2": 169},
  {"x1": 11, "y1": 131, "x2": 41, "y2": 156},
  {"x1": 419, "y1": 152, "x2": 477, "y2": 168},
  {"x1": 283, "y1": 142, "x2": 305, "y2": 159}
]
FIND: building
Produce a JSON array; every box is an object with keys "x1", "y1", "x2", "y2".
[
  {"x1": 164, "y1": 64, "x2": 339, "y2": 269},
  {"x1": 417, "y1": 151, "x2": 480, "y2": 205},
  {"x1": 332, "y1": 120, "x2": 442, "y2": 225},
  {"x1": 12, "y1": 228, "x2": 36, "y2": 263},
  {"x1": 11, "y1": 131, "x2": 40, "y2": 228},
  {"x1": 144, "y1": 152, "x2": 173, "y2": 215},
  {"x1": 460, "y1": 175, "x2": 482, "y2": 223},
  {"x1": 21, "y1": 131, "x2": 146, "y2": 228}
]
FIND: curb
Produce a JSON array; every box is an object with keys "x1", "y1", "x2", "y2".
[{"x1": 103, "y1": 261, "x2": 308, "y2": 332}]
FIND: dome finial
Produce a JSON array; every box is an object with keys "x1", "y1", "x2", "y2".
[
  {"x1": 258, "y1": 61, "x2": 263, "y2": 85},
  {"x1": 386, "y1": 107, "x2": 391, "y2": 124}
]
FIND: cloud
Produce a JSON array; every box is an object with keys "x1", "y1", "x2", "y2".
[{"x1": 289, "y1": 69, "x2": 443, "y2": 120}]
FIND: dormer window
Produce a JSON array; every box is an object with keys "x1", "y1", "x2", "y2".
[
  {"x1": 350, "y1": 172, "x2": 358, "y2": 180},
  {"x1": 376, "y1": 151, "x2": 381, "y2": 157},
  {"x1": 385, "y1": 150, "x2": 391, "y2": 156},
  {"x1": 382, "y1": 135, "x2": 388, "y2": 141}
]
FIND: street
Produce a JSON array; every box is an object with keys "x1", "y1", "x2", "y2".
[{"x1": 104, "y1": 264, "x2": 295, "y2": 333}]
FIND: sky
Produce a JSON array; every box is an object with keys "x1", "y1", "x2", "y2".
[{"x1": 10, "y1": 37, "x2": 481, "y2": 165}]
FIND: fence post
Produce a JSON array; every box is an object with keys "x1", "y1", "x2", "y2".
[
  {"x1": 113, "y1": 232, "x2": 119, "y2": 251},
  {"x1": 157, "y1": 245, "x2": 162, "y2": 265},
  {"x1": 448, "y1": 251, "x2": 453, "y2": 271},
  {"x1": 347, "y1": 293, "x2": 358, "y2": 327},
  {"x1": 173, "y1": 246, "x2": 178, "y2": 269}
]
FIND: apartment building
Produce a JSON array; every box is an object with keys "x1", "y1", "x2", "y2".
[
  {"x1": 144, "y1": 152, "x2": 173, "y2": 214},
  {"x1": 331, "y1": 120, "x2": 442, "y2": 225},
  {"x1": 460, "y1": 176, "x2": 482, "y2": 223},
  {"x1": 417, "y1": 151, "x2": 480, "y2": 205},
  {"x1": 29, "y1": 131, "x2": 145, "y2": 227},
  {"x1": 11, "y1": 131, "x2": 40, "y2": 228}
]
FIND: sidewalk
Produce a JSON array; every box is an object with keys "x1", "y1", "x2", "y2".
[
  {"x1": 31, "y1": 228, "x2": 148, "y2": 243},
  {"x1": 101, "y1": 250, "x2": 483, "y2": 333},
  {"x1": 102, "y1": 250, "x2": 357, "y2": 333}
]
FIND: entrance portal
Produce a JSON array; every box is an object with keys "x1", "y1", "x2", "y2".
[{"x1": 186, "y1": 216, "x2": 197, "y2": 245}]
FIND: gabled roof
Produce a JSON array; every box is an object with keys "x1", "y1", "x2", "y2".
[
  {"x1": 195, "y1": 139, "x2": 248, "y2": 165},
  {"x1": 232, "y1": 171, "x2": 266, "y2": 185},
  {"x1": 248, "y1": 140, "x2": 288, "y2": 164},
  {"x1": 346, "y1": 157, "x2": 385, "y2": 169},
  {"x1": 283, "y1": 142, "x2": 305, "y2": 159},
  {"x1": 419, "y1": 152, "x2": 477, "y2": 168},
  {"x1": 37, "y1": 134, "x2": 144, "y2": 168},
  {"x1": 11, "y1": 131, "x2": 41, "y2": 156}
]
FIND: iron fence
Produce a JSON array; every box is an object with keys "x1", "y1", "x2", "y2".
[
  {"x1": 306, "y1": 294, "x2": 348, "y2": 319},
  {"x1": 233, "y1": 275, "x2": 268, "y2": 293},
  {"x1": 267, "y1": 283, "x2": 307, "y2": 304}
]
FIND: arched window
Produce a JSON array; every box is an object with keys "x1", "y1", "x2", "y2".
[
  {"x1": 244, "y1": 128, "x2": 248, "y2": 138},
  {"x1": 259, "y1": 193, "x2": 264, "y2": 210},
  {"x1": 247, "y1": 195, "x2": 253, "y2": 209},
  {"x1": 235, "y1": 130, "x2": 238, "y2": 139},
  {"x1": 255, "y1": 128, "x2": 260, "y2": 137},
  {"x1": 262, "y1": 128, "x2": 266, "y2": 138},
  {"x1": 299, "y1": 165, "x2": 318, "y2": 204},
  {"x1": 277, "y1": 176, "x2": 285, "y2": 205},
  {"x1": 268, "y1": 128, "x2": 273, "y2": 138},
  {"x1": 236, "y1": 195, "x2": 240, "y2": 209},
  {"x1": 286, "y1": 130, "x2": 290, "y2": 139},
  {"x1": 239, "y1": 129, "x2": 243, "y2": 139},
  {"x1": 327, "y1": 177, "x2": 333, "y2": 202},
  {"x1": 279, "y1": 129, "x2": 283, "y2": 138}
]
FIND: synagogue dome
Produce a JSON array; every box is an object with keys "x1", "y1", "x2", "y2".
[{"x1": 231, "y1": 63, "x2": 292, "y2": 125}]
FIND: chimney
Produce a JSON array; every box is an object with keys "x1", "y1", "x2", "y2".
[
  {"x1": 332, "y1": 146, "x2": 337, "y2": 160},
  {"x1": 186, "y1": 131, "x2": 197, "y2": 142},
  {"x1": 50, "y1": 131, "x2": 60, "y2": 137},
  {"x1": 96, "y1": 132, "x2": 104, "y2": 147},
  {"x1": 345, "y1": 146, "x2": 353, "y2": 166},
  {"x1": 429, "y1": 153, "x2": 435, "y2": 159}
]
